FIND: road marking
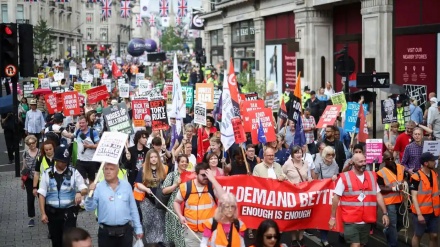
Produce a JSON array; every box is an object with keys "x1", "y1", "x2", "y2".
[{"x1": 0, "y1": 164, "x2": 13, "y2": 167}]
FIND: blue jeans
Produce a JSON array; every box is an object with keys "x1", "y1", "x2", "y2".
[
  {"x1": 320, "y1": 229, "x2": 329, "y2": 242},
  {"x1": 384, "y1": 203, "x2": 404, "y2": 247}
]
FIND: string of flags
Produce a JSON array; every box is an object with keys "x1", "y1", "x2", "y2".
[
  {"x1": 101, "y1": 0, "x2": 112, "y2": 19},
  {"x1": 159, "y1": 0, "x2": 169, "y2": 17},
  {"x1": 120, "y1": 1, "x2": 131, "y2": 19}
]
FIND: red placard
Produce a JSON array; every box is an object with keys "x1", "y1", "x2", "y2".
[
  {"x1": 45, "y1": 93, "x2": 58, "y2": 114},
  {"x1": 248, "y1": 108, "x2": 276, "y2": 144},
  {"x1": 162, "y1": 81, "x2": 173, "y2": 99},
  {"x1": 216, "y1": 175, "x2": 343, "y2": 232},
  {"x1": 244, "y1": 93, "x2": 258, "y2": 100},
  {"x1": 316, "y1": 105, "x2": 342, "y2": 129},
  {"x1": 86, "y1": 85, "x2": 109, "y2": 104},
  {"x1": 132, "y1": 99, "x2": 151, "y2": 127},
  {"x1": 241, "y1": 100, "x2": 265, "y2": 132},
  {"x1": 150, "y1": 99, "x2": 169, "y2": 131},
  {"x1": 232, "y1": 117, "x2": 246, "y2": 144},
  {"x1": 62, "y1": 91, "x2": 80, "y2": 116}
]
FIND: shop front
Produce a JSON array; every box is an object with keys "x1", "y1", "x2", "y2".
[{"x1": 231, "y1": 20, "x2": 255, "y2": 75}]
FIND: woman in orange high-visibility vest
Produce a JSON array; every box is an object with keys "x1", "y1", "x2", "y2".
[{"x1": 201, "y1": 193, "x2": 247, "y2": 247}]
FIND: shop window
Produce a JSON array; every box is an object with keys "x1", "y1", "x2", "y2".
[
  {"x1": 210, "y1": 30, "x2": 218, "y2": 46},
  {"x1": 246, "y1": 47, "x2": 255, "y2": 58},
  {"x1": 232, "y1": 23, "x2": 240, "y2": 43},
  {"x1": 16, "y1": 4, "x2": 24, "y2": 21},
  {"x1": 233, "y1": 47, "x2": 245, "y2": 58},
  {"x1": 1, "y1": 4, "x2": 8, "y2": 23}
]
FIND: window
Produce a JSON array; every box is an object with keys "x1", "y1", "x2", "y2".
[
  {"x1": 100, "y1": 28, "x2": 108, "y2": 41},
  {"x1": 231, "y1": 20, "x2": 255, "y2": 43},
  {"x1": 86, "y1": 13, "x2": 93, "y2": 24},
  {"x1": 210, "y1": 31, "x2": 218, "y2": 46},
  {"x1": 86, "y1": 28, "x2": 93, "y2": 40},
  {"x1": 1, "y1": 4, "x2": 8, "y2": 23},
  {"x1": 16, "y1": 4, "x2": 24, "y2": 20},
  {"x1": 233, "y1": 47, "x2": 245, "y2": 58},
  {"x1": 210, "y1": 29, "x2": 223, "y2": 46},
  {"x1": 232, "y1": 23, "x2": 240, "y2": 43}
]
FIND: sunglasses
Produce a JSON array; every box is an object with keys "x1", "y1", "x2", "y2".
[
  {"x1": 27, "y1": 141, "x2": 36, "y2": 145},
  {"x1": 264, "y1": 235, "x2": 278, "y2": 240}
]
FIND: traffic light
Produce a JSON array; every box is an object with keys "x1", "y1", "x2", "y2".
[
  {"x1": 18, "y1": 24, "x2": 34, "y2": 77},
  {"x1": 0, "y1": 23, "x2": 18, "y2": 77}
]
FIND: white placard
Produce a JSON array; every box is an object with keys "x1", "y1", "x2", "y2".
[
  {"x1": 69, "y1": 66, "x2": 77, "y2": 75},
  {"x1": 118, "y1": 78, "x2": 126, "y2": 85},
  {"x1": 81, "y1": 62, "x2": 86, "y2": 69},
  {"x1": 81, "y1": 70, "x2": 89, "y2": 80},
  {"x1": 94, "y1": 69, "x2": 100, "y2": 78},
  {"x1": 50, "y1": 82, "x2": 59, "y2": 88},
  {"x1": 119, "y1": 83, "x2": 129, "y2": 98},
  {"x1": 116, "y1": 57, "x2": 122, "y2": 64},
  {"x1": 422, "y1": 141, "x2": 440, "y2": 156},
  {"x1": 135, "y1": 73, "x2": 145, "y2": 84},
  {"x1": 99, "y1": 58, "x2": 105, "y2": 65},
  {"x1": 103, "y1": 79, "x2": 112, "y2": 92},
  {"x1": 41, "y1": 79, "x2": 50, "y2": 89},
  {"x1": 194, "y1": 101, "x2": 207, "y2": 125},
  {"x1": 86, "y1": 74, "x2": 94, "y2": 82},
  {"x1": 92, "y1": 131, "x2": 128, "y2": 164},
  {"x1": 138, "y1": 80, "x2": 151, "y2": 95},
  {"x1": 53, "y1": 72, "x2": 64, "y2": 82}
]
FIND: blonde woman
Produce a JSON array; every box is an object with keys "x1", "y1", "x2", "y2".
[
  {"x1": 21, "y1": 135, "x2": 39, "y2": 227},
  {"x1": 201, "y1": 193, "x2": 247, "y2": 247}
]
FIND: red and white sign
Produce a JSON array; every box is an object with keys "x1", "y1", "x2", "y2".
[
  {"x1": 132, "y1": 99, "x2": 151, "y2": 127},
  {"x1": 86, "y1": 85, "x2": 109, "y2": 104},
  {"x1": 241, "y1": 100, "x2": 265, "y2": 132},
  {"x1": 45, "y1": 93, "x2": 59, "y2": 114},
  {"x1": 366, "y1": 139, "x2": 383, "y2": 163},
  {"x1": 62, "y1": 91, "x2": 80, "y2": 116},
  {"x1": 316, "y1": 105, "x2": 342, "y2": 129},
  {"x1": 248, "y1": 108, "x2": 276, "y2": 144}
]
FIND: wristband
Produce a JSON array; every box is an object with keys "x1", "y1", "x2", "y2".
[
  {"x1": 330, "y1": 216, "x2": 336, "y2": 220},
  {"x1": 33, "y1": 187, "x2": 37, "y2": 189},
  {"x1": 383, "y1": 212, "x2": 389, "y2": 216}
]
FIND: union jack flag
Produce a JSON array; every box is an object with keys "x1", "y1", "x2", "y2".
[
  {"x1": 149, "y1": 15, "x2": 156, "y2": 27},
  {"x1": 176, "y1": 16, "x2": 182, "y2": 25},
  {"x1": 177, "y1": 0, "x2": 187, "y2": 17},
  {"x1": 101, "y1": 0, "x2": 112, "y2": 19},
  {"x1": 24, "y1": 0, "x2": 39, "y2": 2},
  {"x1": 120, "y1": 1, "x2": 131, "y2": 18},
  {"x1": 57, "y1": 0, "x2": 69, "y2": 2},
  {"x1": 87, "y1": 0, "x2": 101, "y2": 2},
  {"x1": 136, "y1": 14, "x2": 143, "y2": 27},
  {"x1": 159, "y1": 0, "x2": 169, "y2": 17}
]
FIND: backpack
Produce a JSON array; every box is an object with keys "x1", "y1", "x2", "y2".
[
  {"x1": 45, "y1": 125, "x2": 66, "y2": 146},
  {"x1": 183, "y1": 180, "x2": 216, "y2": 203},
  {"x1": 211, "y1": 218, "x2": 240, "y2": 247},
  {"x1": 75, "y1": 128, "x2": 96, "y2": 144}
]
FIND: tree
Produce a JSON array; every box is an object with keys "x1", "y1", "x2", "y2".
[
  {"x1": 160, "y1": 27, "x2": 184, "y2": 51},
  {"x1": 33, "y1": 19, "x2": 56, "y2": 60}
]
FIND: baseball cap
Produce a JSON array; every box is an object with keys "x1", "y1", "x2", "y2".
[
  {"x1": 419, "y1": 152, "x2": 436, "y2": 164},
  {"x1": 304, "y1": 86, "x2": 310, "y2": 91},
  {"x1": 54, "y1": 145, "x2": 70, "y2": 164},
  {"x1": 430, "y1": 97, "x2": 438, "y2": 103}
]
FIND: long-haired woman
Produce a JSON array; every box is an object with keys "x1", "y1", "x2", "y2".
[
  {"x1": 251, "y1": 219, "x2": 282, "y2": 247},
  {"x1": 21, "y1": 135, "x2": 39, "y2": 227}
]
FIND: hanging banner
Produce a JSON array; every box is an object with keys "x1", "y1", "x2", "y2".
[
  {"x1": 150, "y1": 99, "x2": 169, "y2": 131},
  {"x1": 119, "y1": 83, "x2": 130, "y2": 98},
  {"x1": 366, "y1": 139, "x2": 383, "y2": 163},
  {"x1": 196, "y1": 83, "x2": 214, "y2": 109},
  {"x1": 92, "y1": 131, "x2": 128, "y2": 165},
  {"x1": 132, "y1": 99, "x2": 151, "y2": 127},
  {"x1": 316, "y1": 105, "x2": 342, "y2": 129},
  {"x1": 248, "y1": 108, "x2": 277, "y2": 144},
  {"x1": 86, "y1": 85, "x2": 109, "y2": 104},
  {"x1": 241, "y1": 100, "x2": 265, "y2": 132},
  {"x1": 182, "y1": 86, "x2": 194, "y2": 108},
  {"x1": 45, "y1": 93, "x2": 59, "y2": 114},
  {"x1": 23, "y1": 81, "x2": 35, "y2": 98},
  {"x1": 194, "y1": 101, "x2": 207, "y2": 125},
  {"x1": 102, "y1": 103, "x2": 133, "y2": 134},
  {"x1": 381, "y1": 98, "x2": 397, "y2": 124},
  {"x1": 62, "y1": 91, "x2": 80, "y2": 117},
  {"x1": 216, "y1": 175, "x2": 343, "y2": 232}
]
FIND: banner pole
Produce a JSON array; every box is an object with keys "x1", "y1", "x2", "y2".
[
  {"x1": 88, "y1": 161, "x2": 105, "y2": 197},
  {"x1": 349, "y1": 132, "x2": 355, "y2": 152},
  {"x1": 241, "y1": 144, "x2": 250, "y2": 174}
]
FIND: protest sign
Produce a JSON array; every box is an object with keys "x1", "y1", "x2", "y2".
[
  {"x1": 231, "y1": 117, "x2": 246, "y2": 144},
  {"x1": 31, "y1": 77, "x2": 39, "y2": 89},
  {"x1": 182, "y1": 86, "x2": 194, "y2": 108},
  {"x1": 51, "y1": 86, "x2": 65, "y2": 94},
  {"x1": 50, "y1": 81, "x2": 60, "y2": 88},
  {"x1": 86, "y1": 74, "x2": 94, "y2": 83},
  {"x1": 216, "y1": 175, "x2": 343, "y2": 232},
  {"x1": 241, "y1": 100, "x2": 265, "y2": 132},
  {"x1": 162, "y1": 81, "x2": 173, "y2": 99},
  {"x1": 119, "y1": 83, "x2": 130, "y2": 98},
  {"x1": 248, "y1": 108, "x2": 277, "y2": 144},
  {"x1": 86, "y1": 85, "x2": 109, "y2": 104},
  {"x1": 62, "y1": 91, "x2": 80, "y2": 116},
  {"x1": 345, "y1": 102, "x2": 369, "y2": 133},
  {"x1": 81, "y1": 70, "x2": 88, "y2": 80},
  {"x1": 381, "y1": 99, "x2": 397, "y2": 124},
  {"x1": 214, "y1": 89, "x2": 222, "y2": 106},
  {"x1": 366, "y1": 139, "x2": 383, "y2": 163},
  {"x1": 132, "y1": 99, "x2": 151, "y2": 127},
  {"x1": 102, "y1": 103, "x2": 133, "y2": 134},
  {"x1": 245, "y1": 92, "x2": 258, "y2": 101},
  {"x1": 196, "y1": 83, "x2": 214, "y2": 109},
  {"x1": 150, "y1": 99, "x2": 169, "y2": 131},
  {"x1": 138, "y1": 80, "x2": 151, "y2": 95},
  {"x1": 48, "y1": 71, "x2": 54, "y2": 78},
  {"x1": 102, "y1": 79, "x2": 112, "y2": 92},
  {"x1": 38, "y1": 73, "x2": 45, "y2": 79},
  {"x1": 45, "y1": 93, "x2": 59, "y2": 114},
  {"x1": 41, "y1": 79, "x2": 50, "y2": 89},
  {"x1": 136, "y1": 73, "x2": 145, "y2": 85},
  {"x1": 316, "y1": 105, "x2": 342, "y2": 128},
  {"x1": 331, "y1": 92, "x2": 347, "y2": 111},
  {"x1": 92, "y1": 131, "x2": 128, "y2": 165},
  {"x1": 194, "y1": 102, "x2": 207, "y2": 125},
  {"x1": 116, "y1": 57, "x2": 122, "y2": 64},
  {"x1": 118, "y1": 78, "x2": 126, "y2": 85},
  {"x1": 422, "y1": 141, "x2": 440, "y2": 157},
  {"x1": 74, "y1": 82, "x2": 82, "y2": 92},
  {"x1": 53, "y1": 73, "x2": 64, "y2": 82},
  {"x1": 69, "y1": 66, "x2": 77, "y2": 75},
  {"x1": 264, "y1": 92, "x2": 280, "y2": 112},
  {"x1": 23, "y1": 81, "x2": 35, "y2": 98},
  {"x1": 99, "y1": 58, "x2": 105, "y2": 64},
  {"x1": 81, "y1": 82, "x2": 92, "y2": 94},
  {"x1": 93, "y1": 69, "x2": 100, "y2": 78}
]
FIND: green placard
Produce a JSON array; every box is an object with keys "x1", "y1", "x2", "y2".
[{"x1": 182, "y1": 86, "x2": 194, "y2": 108}]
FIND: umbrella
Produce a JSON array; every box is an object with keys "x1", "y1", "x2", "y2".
[
  {"x1": 32, "y1": 88, "x2": 52, "y2": 95},
  {"x1": 0, "y1": 95, "x2": 13, "y2": 114},
  {"x1": 379, "y1": 84, "x2": 407, "y2": 95}
]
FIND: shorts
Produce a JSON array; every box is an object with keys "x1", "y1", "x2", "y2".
[
  {"x1": 76, "y1": 160, "x2": 100, "y2": 181},
  {"x1": 344, "y1": 223, "x2": 370, "y2": 244},
  {"x1": 413, "y1": 213, "x2": 439, "y2": 236}
]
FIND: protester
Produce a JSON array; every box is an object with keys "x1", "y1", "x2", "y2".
[
  {"x1": 18, "y1": 97, "x2": 30, "y2": 145},
  {"x1": 401, "y1": 127, "x2": 425, "y2": 175},
  {"x1": 21, "y1": 135, "x2": 39, "y2": 227},
  {"x1": 204, "y1": 136, "x2": 229, "y2": 166},
  {"x1": 75, "y1": 116, "x2": 100, "y2": 183},
  {"x1": 197, "y1": 116, "x2": 218, "y2": 163},
  {"x1": 312, "y1": 142, "x2": 326, "y2": 165},
  {"x1": 172, "y1": 123, "x2": 197, "y2": 157},
  {"x1": 324, "y1": 81, "x2": 334, "y2": 98},
  {"x1": 123, "y1": 130, "x2": 149, "y2": 187},
  {"x1": 302, "y1": 109, "x2": 317, "y2": 151},
  {"x1": 25, "y1": 99, "x2": 46, "y2": 146},
  {"x1": 225, "y1": 147, "x2": 250, "y2": 175},
  {"x1": 384, "y1": 122, "x2": 399, "y2": 153},
  {"x1": 151, "y1": 136, "x2": 172, "y2": 166},
  {"x1": 38, "y1": 145, "x2": 88, "y2": 247},
  {"x1": 86, "y1": 162, "x2": 143, "y2": 247},
  {"x1": 251, "y1": 219, "x2": 282, "y2": 247},
  {"x1": 206, "y1": 153, "x2": 225, "y2": 176},
  {"x1": 1, "y1": 111, "x2": 16, "y2": 164},
  {"x1": 279, "y1": 120, "x2": 295, "y2": 146},
  {"x1": 244, "y1": 144, "x2": 260, "y2": 172},
  {"x1": 342, "y1": 144, "x2": 364, "y2": 172},
  {"x1": 393, "y1": 121, "x2": 416, "y2": 162},
  {"x1": 428, "y1": 101, "x2": 440, "y2": 140},
  {"x1": 201, "y1": 193, "x2": 247, "y2": 247},
  {"x1": 322, "y1": 125, "x2": 346, "y2": 171},
  {"x1": 409, "y1": 152, "x2": 439, "y2": 247},
  {"x1": 62, "y1": 227, "x2": 92, "y2": 247},
  {"x1": 32, "y1": 140, "x2": 56, "y2": 196},
  {"x1": 253, "y1": 147, "x2": 285, "y2": 180},
  {"x1": 258, "y1": 135, "x2": 290, "y2": 165},
  {"x1": 410, "y1": 99, "x2": 423, "y2": 124},
  {"x1": 44, "y1": 113, "x2": 74, "y2": 146}
]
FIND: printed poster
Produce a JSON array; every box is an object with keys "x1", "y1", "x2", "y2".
[
  {"x1": 316, "y1": 105, "x2": 343, "y2": 128},
  {"x1": 182, "y1": 86, "x2": 194, "y2": 108},
  {"x1": 119, "y1": 83, "x2": 130, "y2": 98},
  {"x1": 194, "y1": 102, "x2": 207, "y2": 125},
  {"x1": 265, "y1": 44, "x2": 283, "y2": 95},
  {"x1": 23, "y1": 81, "x2": 35, "y2": 98},
  {"x1": 92, "y1": 131, "x2": 128, "y2": 165},
  {"x1": 196, "y1": 83, "x2": 214, "y2": 109},
  {"x1": 381, "y1": 98, "x2": 397, "y2": 124},
  {"x1": 149, "y1": 99, "x2": 169, "y2": 131},
  {"x1": 366, "y1": 139, "x2": 383, "y2": 163},
  {"x1": 248, "y1": 108, "x2": 277, "y2": 144},
  {"x1": 102, "y1": 103, "x2": 133, "y2": 134},
  {"x1": 132, "y1": 98, "x2": 151, "y2": 127},
  {"x1": 62, "y1": 91, "x2": 80, "y2": 117}
]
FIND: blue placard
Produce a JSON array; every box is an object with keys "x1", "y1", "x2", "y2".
[{"x1": 344, "y1": 102, "x2": 368, "y2": 133}]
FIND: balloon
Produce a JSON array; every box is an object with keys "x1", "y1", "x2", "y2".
[
  {"x1": 144, "y1": 39, "x2": 157, "y2": 52},
  {"x1": 127, "y1": 38, "x2": 146, "y2": 57}
]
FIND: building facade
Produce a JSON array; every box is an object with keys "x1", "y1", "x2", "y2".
[{"x1": 200, "y1": 0, "x2": 440, "y2": 107}]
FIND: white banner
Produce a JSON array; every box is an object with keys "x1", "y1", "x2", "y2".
[
  {"x1": 119, "y1": 83, "x2": 130, "y2": 98},
  {"x1": 194, "y1": 101, "x2": 207, "y2": 125},
  {"x1": 92, "y1": 131, "x2": 128, "y2": 164}
]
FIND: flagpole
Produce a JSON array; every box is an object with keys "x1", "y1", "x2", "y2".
[{"x1": 241, "y1": 144, "x2": 250, "y2": 174}]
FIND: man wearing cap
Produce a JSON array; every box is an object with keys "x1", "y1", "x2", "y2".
[
  {"x1": 25, "y1": 99, "x2": 46, "y2": 146},
  {"x1": 409, "y1": 152, "x2": 439, "y2": 247},
  {"x1": 85, "y1": 162, "x2": 143, "y2": 247},
  {"x1": 37, "y1": 145, "x2": 88, "y2": 247},
  {"x1": 302, "y1": 86, "x2": 311, "y2": 109}
]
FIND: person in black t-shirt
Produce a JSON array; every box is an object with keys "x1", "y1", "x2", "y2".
[{"x1": 122, "y1": 130, "x2": 149, "y2": 187}]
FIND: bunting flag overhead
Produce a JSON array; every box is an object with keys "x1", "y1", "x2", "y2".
[
  {"x1": 101, "y1": 0, "x2": 112, "y2": 19},
  {"x1": 159, "y1": 0, "x2": 169, "y2": 17},
  {"x1": 120, "y1": 1, "x2": 131, "y2": 18},
  {"x1": 24, "y1": 0, "x2": 39, "y2": 2},
  {"x1": 149, "y1": 14, "x2": 156, "y2": 27},
  {"x1": 57, "y1": 0, "x2": 69, "y2": 2},
  {"x1": 136, "y1": 14, "x2": 143, "y2": 27},
  {"x1": 177, "y1": 0, "x2": 188, "y2": 17},
  {"x1": 140, "y1": 0, "x2": 150, "y2": 17},
  {"x1": 87, "y1": 0, "x2": 101, "y2": 2}
]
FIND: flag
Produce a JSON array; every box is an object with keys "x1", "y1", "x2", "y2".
[
  {"x1": 111, "y1": 61, "x2": 122, "y2": 78},
  {"x1": 293, "y1": 115, "x2": 306, "y2": 147},
  {"x1": 221, "y1": 69, "x2": 235, "y2": 152},
  {"x1": 287, "y1": 71, "x2": 302, "y2": 122},
  {"x1": 357, "y1": 104, "x2": 368, "y2": 142},
  {"x1": 120, "y1": 1, "x2": 131, "y2": 18},
  {"x1": 136, "y1": 14, "x2": 143, "y2": 27},
  {"x1": 162, "y1": 17, "x2": 170, "y2": 27},
  {"x1": 213, "y1": 91, "x2": 222, "y2": 122},
  {"x1": 168, "y1": 123, "x2": 178, "y2": 152},
  {"x1": 57, "y1": 0, "x2": 69, "y2": 2},
  {"x1": 228, "y1": 57, "x2": 241, "y2": 118},
  {"x1": 177, "y1": 0, "x2": 188, "y2": 17},
  {"x1": 149, "y1": 14, "x2": 156, "y2": 27},
  {"x1": 87, "y1": 0, "x2": 101, "y2": 2},
  {"x1": 190, "y1": 9, "x2": 204, "y2": 30},
  {"x1": 101, "y1": 0, "x2": 112, "y2": 19},
  {"x1": 140, "y1": 0, "x2": 150, "y2": 17},
  {"x1": 159, "y1": 0, "x2": 169, "y2": 17},
  {"x1": 24, "y1": 0, "x2": 39, "y2": 2},
  {"x1": 278, "y1": 97, "x2": 288, "y2": 130},
  {"x1": 176, "y1": 16, "x2": 182, "y2": 25},
  {"x1": 170, "y1": 54, "x2": 185, "y2": 135},
  {"x1": 257, "y1": 119, "x2": 267, "y2": 145}
]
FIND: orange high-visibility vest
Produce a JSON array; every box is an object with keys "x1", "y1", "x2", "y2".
[
  {"x1": 410, "y1": 170, "x2": 440, "y2": 216},
  {"x1": 339, "y1": 170, "x2": 378, "y2": 223},
  {"x1": 180, "y1": 180, "x2": 216, "y2": 232},
  {"x1": 202, "y1": 218, "x2": 247, "y2": 247},
  {"x1": 377, "y1": 164, "x2": 405, "y2": 205}
]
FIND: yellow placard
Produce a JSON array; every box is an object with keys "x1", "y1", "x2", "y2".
[{"x1": 331, "y1": 92, "x2": 347, "y2": 111}]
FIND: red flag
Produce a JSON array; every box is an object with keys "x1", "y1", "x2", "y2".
[
  {"x1": 357, "y1": 104, "x2": 368, "y2": 142},
  {"x1": 228, "y1": 57, "x2": 241, "y2": 117},
  {"x1": 278, "y1": 97, "x2": 288, "y2": 128},
  {"x1": 180, "y1": 171, "x2": 196, "y2": 183},
  {"x1": 112, "y1": 61, "x2": 122, "y2": 78}
]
